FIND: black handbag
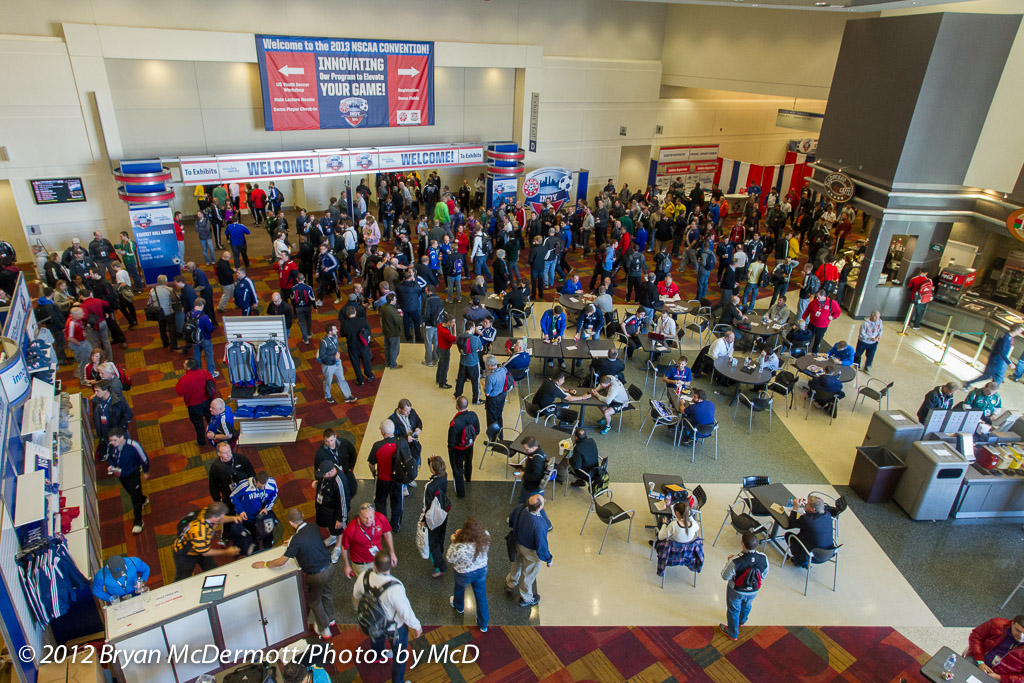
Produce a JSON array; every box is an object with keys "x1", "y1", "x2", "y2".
[{"x1": 505, "y1": 507, "x2": 525, "y2": 562}]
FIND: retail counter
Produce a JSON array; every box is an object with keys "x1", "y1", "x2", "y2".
[
  {"x1": 104, "y1": 549, "x2": 305, "y2": 683},
  {"x1": 954, "y1": 466, "x2": 1024, "y2": 519},
  {"x1": 925, "y1": 297, "x2": 1023, "y2": 348}
]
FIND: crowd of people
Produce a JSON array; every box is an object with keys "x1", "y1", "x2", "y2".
[{"x1": 20, "y1": 169, "x2": 935, "y2": 683}]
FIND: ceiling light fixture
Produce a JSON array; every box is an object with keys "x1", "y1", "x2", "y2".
[{"x1": 815, "y1": 1, "x2": 827, "y2": 4}]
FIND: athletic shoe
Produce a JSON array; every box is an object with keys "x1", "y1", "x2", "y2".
[
  {"x1": 331, "y1": 547, "x2": 342, "y2": 564},
  {"x1": 316, "y1": 300, "x2": 323, "y2": 307},
  {"x1": 325, "y1": 397, "x2": 336, "y2": 404},
  {"x1": 132, "y1": 522, "x2": 144, "y2": 534},
  {"x1": 450, "y1": 596, "x2": 464, "y2": 614},
  {"x1": 324, "y1": 534, "x2": 337, "y2": 547},
  {"x1": 211, "y1": 371, "x2": 220, "y2": 378},
  {"x1": 334, "y1": 299, "x2": 342, "y2": 304},
  {"x1": 600, "y1": 425, "x2": 612, "y2": 435},
  {"x1": 407, "y1": 480, "x2": 418, "y2": 488},
  {"x1": 718, "y1": 624, "x2": 738, "y2": 641},
  {"x1": 480, "y1": 626, "x2": 488, "y2": 633},
  {"x1": 519, "y1": 597, "x2": 540, "y2": 607},
  {"x1": 345, "y1": 396, "x2": 357, "y2": 403}
]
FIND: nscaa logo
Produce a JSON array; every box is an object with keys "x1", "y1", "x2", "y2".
[
  {"x1": 522, "y1": 167, "x2": 573, "y2": 214},
  {"x1": 132, "y1": 213, "x2": 153, "y2": 229},
  {"x1": 338, "y1": 98, "x2": 369, "y2": 127},
  {"x1": 325, "y1": 155, "x2": 345, "y2": 172},
  {"x1": 356, "y1": 154, "x2": 374, "y2": 171}
]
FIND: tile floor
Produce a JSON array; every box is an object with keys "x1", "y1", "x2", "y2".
[{"x1": 348, "y1": 301, "x2": 1024, "y2": 659}]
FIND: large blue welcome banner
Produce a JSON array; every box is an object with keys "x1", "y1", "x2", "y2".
[{"x1": 255, "y1": 34, "x2": 434, "y2": 132}]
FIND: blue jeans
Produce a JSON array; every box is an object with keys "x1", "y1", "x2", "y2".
[
  {"x1": 382, "y1": 218, "x2": 393, "y2": 240},
  {"x1": 453, "y1": 567, "x2": 489, "y2": 629},
  {"x1": 742, "y1": 284, "x2": 760, "y2": 312},
  {"x1": 474, "y1": 255, "x2": 491, "y2": 280},
  {"x1": 544, "y1": 261, "x2": 557, "y2": 287},
  {"x1": 1014, "y1": 358, "x2": 1024, "y2": 381},
  {"x1": 912, "y1": 303, "x2": 928, "y2": 327},
  {"x1": 447, "y1": 275, "x2": 462, "y2": 301},
  {"x1": 795, "y1": 297, "x2": 810, "y2": 321},
  {"x1": 193, "y1": 337, "x2": 215, "y2": 373},
  {"x1": 370, "y1": 624, "x2": 409, "y2": 683},
  {"x1": 725, "y1": 587, "x2": 757, "y2": 639},
  {"x1": 696, "y1": 271, "x2": 710, "y2": 301},
  {"x1": 200, "y1": 238, "x2": 215, "y2": 264},
  {"x1": 967, "y1": 360, "x2": 1007, "y2": 388},
  {"x1": 854, "y1": 340, "x2": 877, "y2": 370}
]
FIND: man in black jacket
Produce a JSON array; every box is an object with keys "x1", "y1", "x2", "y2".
[
  {"x1": 341, "y1": 306, "x2": 374, "y2": 385},
  {"x1": 567, "y1": 427, "x2": 600, "y2": 488},
  {"x1": 624, "y1": 247, "x2": 646, "y2": 303},
  {"x1": 720, "y1": 261, "x2": 738, "y2": 310},
  {"x1": 92, "y1": 381, "x2": 133, "y2": 461},
  {"x1": 421, "y1": 286, "x2": 444, "y2": 367},
  {"x1": 528, "y1": 236, "x2": 546, "y2": 300},
  {"x1": 447, "y1": 396, "x2": 480, "y2": 498},
  {"x1": 917, "y1": 382, "x2": 956, "y2": 424},
  {"x1": 785, "y1": 495, "x2": 835, "y2": 567},
  {"x1": 88, "y1": 230, "x2": 118, "y2": 281},
  {"x1": 591, "y1": 347, "x2": 626, "y2": 383},
  {"x1": 389, "y1": 398, "x2": 423, "y2": 474},
  {"x1": 415, "y1": 255, "x2": 437, "y2": 288},
  {"x1": 208, "y1": 442, "x2": 256, "y2": 509},
  {"x1": 314, "y1": 428, "x2": 358, "y2": 511},
  {"x1": 637, "y1": 273, "x2": 661, "y2": 325},
  {"x1": 395, "y1": 271, "x2": 423, "y2": 343},
  {"x1": 214, "y1": 251, "x2": 235, "y2": 313}
]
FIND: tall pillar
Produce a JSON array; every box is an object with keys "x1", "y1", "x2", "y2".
[{"x1": 810, "y1": 12, "x2": 1024, "y2": 318}]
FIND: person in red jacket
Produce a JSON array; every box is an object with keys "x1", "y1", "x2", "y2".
[
  {"x1": 277, "y1": 253, "x2": 298, "y2": 301},
  {"x1": 436, "y1": 314, "x2": 457, "y2": 390},
  {"x1": 175, "y1": 358, "x2": 214, "y2": 446},
  {"x1": 249, "y1": 184, "x2": 267, "y2": 226},
  {"x1": 802, "y1": 289, "x2": 841, "y2": 354},
  {"x1": 969, "y1": 615, "x2": 1024, "y2": 681},
  {"x1": 907, "y1": 268, "x2": 934, "y2": 330},
  {"x1": 815, "y1": 260, "x2": 840, "y2": 296}
]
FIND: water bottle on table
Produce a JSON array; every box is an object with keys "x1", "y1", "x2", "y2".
[{"x1": 941, "y1": 653, "x2": 956, "y2": 680}]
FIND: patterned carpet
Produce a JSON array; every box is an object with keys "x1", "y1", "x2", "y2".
[
  {"x1": 321, "y1": 623, "x2": 929, "y2": 682},
  {"x1": 49, "y1": 214, "x2": 866, "y2": 585}
]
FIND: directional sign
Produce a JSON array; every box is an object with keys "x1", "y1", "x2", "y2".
[{"x1": 255, "y1": 34, "x2": 435, "y2": 131}]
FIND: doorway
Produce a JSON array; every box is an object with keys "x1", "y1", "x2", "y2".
[
  {"x1": 0, "y1": 180, "x2": 30, "y2": 263},
  {"x1": 617, "y1": 146, "x2": 652, "y2": 195}
]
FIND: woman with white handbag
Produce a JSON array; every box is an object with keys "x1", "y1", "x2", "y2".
[{"x1": 417, "y1": 456, "x2": 452, "y2": 578}]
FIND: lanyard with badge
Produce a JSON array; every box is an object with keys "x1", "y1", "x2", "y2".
[{"x1": 360, "y1": 519, "x2": 379, "y2": 556}]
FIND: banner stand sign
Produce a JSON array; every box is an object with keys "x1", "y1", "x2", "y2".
[{"x1": 130, "y1": 204, "x2": 181, "y2": 284}]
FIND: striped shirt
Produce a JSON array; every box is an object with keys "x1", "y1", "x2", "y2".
[{"x1": 173, "y1": 510, "x2": 218, "y2": 556}]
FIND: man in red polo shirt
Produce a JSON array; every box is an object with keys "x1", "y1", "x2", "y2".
[
  {"x1": 249, "y1": 184, "x2": 267, "y2": 226},
  {"x1": 79, "y1": 294, "x2": 113, "y2": 361},
  {"x1": 367, "y1": 419, "x2": 406, "y2": 532},
  {"x1": 339, "y1": 502, "x2": 396, "y2": 579},
  {"x1": 802, "y1": 289, "x2": 842, "y2": 354},
  {"x1": 277, "y1": 252, "x2": 298, "y2": 301},
  {"x1": 175, "y1": 359, "x2": 214, "y2": 446}
]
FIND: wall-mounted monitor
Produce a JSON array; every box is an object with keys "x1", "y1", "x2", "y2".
[{"x1": 30, "y1": 178, "x2": 86, "y2": 205}]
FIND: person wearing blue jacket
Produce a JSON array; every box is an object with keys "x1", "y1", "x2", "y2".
[
  {"x1": 540, "y1": 306, "x2": 566, "y2": 343},
  {"x1": 231, "y1": 472, "x2": 279, "y2": 551},
  {"x1": 560, "y1": 275, "x2": 583, "y2": 295},
  {"x1": 188, "y1": 298, "x2": 217, "y2": 376},
  {"x1": 681, "y1": 390, "x2": 716, "y2": 445},
  {"x1": 233, "y1": 268, "x2": 259, "y2": 316},
  {"x1": 575, "y1": 304, "x2": 604, "y2": 341},
  {"x1": 826, "y1": 340, "x2": 854, "y2": 366},
  {"x1": 106, "y1": 427, "x2": 149, "y2": 534},
  {"x1": 92, "y1": 555, "x2": 150, "y2": 603},
  {"x1": 505, "y1": 494, "x2": 552, "y2": 608},
  {"x1": 967, "y1": 324, "x2": 1023, "y2": 388}
]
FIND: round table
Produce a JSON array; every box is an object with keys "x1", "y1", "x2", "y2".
[
  {"x1": 793, "y1": 354, "x2": 858, "y2": 383},
  {"x1": 742, "y1": 320, "x2": 785, "y2": 348},
  {"x1": 558, "y1": 293, "x2": 590, "y2": 313},
  {"x1": 712, "y1": 355, "x2": 774, "y2": 405}
]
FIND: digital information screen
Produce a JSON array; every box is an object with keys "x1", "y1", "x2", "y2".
[{"x1": 30, "y1": 178, "x2": 86, "y2": 204}]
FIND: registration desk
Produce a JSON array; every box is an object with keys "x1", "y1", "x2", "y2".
[{"x1": 104, "y1": 548, "x2": 305, "y2": 683}]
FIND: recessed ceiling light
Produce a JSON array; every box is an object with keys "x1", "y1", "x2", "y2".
[{"x1": 815, "y1": 1, "x2": 827, "y2": 5}]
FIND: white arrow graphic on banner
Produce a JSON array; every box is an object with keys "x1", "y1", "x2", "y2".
[
  {"x1": 397, "y1": 67, "x2": 420, "y2": 77},
  {"x1": 278, "y1": 65, "x2": 304, "y2": 76}
]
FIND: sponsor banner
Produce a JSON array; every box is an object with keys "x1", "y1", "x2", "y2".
[
  {"x1": 130, "y1": 203, "x2": 181, "y2": 284},
  {"x1": 789, "y1": 138, "x2": 819, "y2": 155},
  {"x1": 255, "y1": 34, "x2": 434, "y2": 131},
  {"x1": 658, "y1": 144, "x2": 720, "y2": 164},
  {"x1": 491, "y1": 177, "x2": 518, "y2": 207},
  {"x1": 317, "y1": 150, "x2": 351, "y2": 175},
  {"x1": 179, "y1": 157, "x2": 220, "y2": 184},
  {"x1": 529, "y1": 92, "x2": 539, "y2": 153},
  {"x1": 217, "y1": 152, "x2": 320, "y2": 183},
  {"x1": 2, "y1": 275, "x2": 34, "y2": 351},
  {"x1": 523, "y1": 166, "x2": 573, "y2": 214},
  {"x1": 378, "y1": 146, "x2": 464, "y2": 170},
  {"x1": 0, "y1": 348, "x2": 29, "y2": 407}
]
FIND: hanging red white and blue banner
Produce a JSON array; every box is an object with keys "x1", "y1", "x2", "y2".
[
  {"x1": 255, "y1": 34, "x2": 434, "y2": 131},
  {"x1": 714, "y1": 150, "x2": 815, "y2": 206}
]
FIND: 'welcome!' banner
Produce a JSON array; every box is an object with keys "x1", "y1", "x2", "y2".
[{"x1": 256, "y1": 34, "x2": 434, "y2": 131}]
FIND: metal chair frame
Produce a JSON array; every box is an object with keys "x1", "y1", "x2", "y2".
[
  {"x1": 643, "y1": 400, "x2": 681, "y2": 446},
  {"x1": 680, "y1": 417, "x2": 718, "y2": 462},
  {"x1": 580, "y1": 488, "x2": 634, "y2": 555},
  {"x1": 712, "y1": 499, "x2": 769, "y2": 547},
  {"x1": 479, "y1": 427, "x2": 522, "y2": 476},
  {"x1": 734, "y1": 391, "x2": 774, "y2": 433},
  {"x1": 780, "y1": 536, "x2": 841, "y2": 596},
  {"x1": 805, "y1": 389, "x2": 839, "y2": 425},
  {"x1": 853, "y1": 378, "x2": 894, "y2": 412}
]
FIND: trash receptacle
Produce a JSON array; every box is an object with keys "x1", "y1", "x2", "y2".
[
  {"x1": 862, "y1": 410, "x2": 924, "y2": 459},
  {"x1": 850, "y1": 446, "x2": 907, "y2": 503},
  {"x1": 893, "y1": 440, "x2": 970, "y2": 521}
]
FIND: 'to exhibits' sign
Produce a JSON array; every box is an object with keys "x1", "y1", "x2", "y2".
[
  {"x1": 255, "y1": 34, "x2": 434, "y2": 132},
  {"x1": 822, "y1": 172, "x2": 855, "y2": 204}
]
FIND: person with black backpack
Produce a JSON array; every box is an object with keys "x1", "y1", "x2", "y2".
[
  {"x1": 422, "y1": 285, "x2": 444, "y2": 367},
  {"x1": 368, "y1": 419, "x2": 414, "y2": 533},
  {"x1": 352, "y1": 551, "x2": 422, "y2": 683},
  {"x1": 447, "y1": 396, "x2": 480, "y2": 498},
  {"x1": 719, "y1": 531, "x2": 769, "y2": 641}
]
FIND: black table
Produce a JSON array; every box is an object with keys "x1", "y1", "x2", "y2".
[
  {"x1": 481, "y1": 293, "x2": 506, "y2": 312},
  {"x1": 921, "y1": 647, "x2": 996, "y2": 682},
  {"x1": 794, "y1": 354, "x2": 858, "y2": 384},
  {"x1": 638, "y1": 334, "x2": 673, "y2": 361},
  {"x1": 510, "y1": 423, "x2": 568, "y2": 459},
  {"x1": 712, "y1": 355, "x2": 774, "y2": 406},
  {"x1": 531, "y1": 338, "x2": 564, "y2": 360},
  {"x1": 558, "y1": 394, "x2": 607, "y2": 426},
  {"x1": 558, "y1": 293, "x2": 590, "y2": 313},
  {"x1": 748, "y1": 483, "x2": 797, "y2": 555},
  {"x1": 743, "y1": 320, "x2": 786, "y2": 345},
  {"x1": 492, "y1": 336, "x2": 515, "y2": 357},
  {"x1": 642, "y1": 473, "x2": 686, "y2": 518}
]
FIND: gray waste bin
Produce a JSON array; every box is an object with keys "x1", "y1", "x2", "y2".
[
  {"x1": 862, "y1": 410, "x2": 924, "y2": 459},
  {"x1": 850, "y1": 446, "x2": 906, "y2": 503},
  {"x1": 893, "y1": 440, "x2": 970, "y2": 521}
]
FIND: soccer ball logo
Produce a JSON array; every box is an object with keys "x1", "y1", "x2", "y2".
[
  {"x1": 356, "y1": 154, "x2": 374, "y2": 170},
  {"x1": 398, "y1": 112, "x2": 408, "y2": 123},
  {"x1": 339, "y1": 98, "x2": 369, "y2": 127},
  {"x1": 325, "y1": 155, "x2": 344, "y2": 172},
  {"x1": 523, "y1": 178, "x2": 540, "y2": 198},
  {"x1": 133, "y1": 214, "x2": 152, "y2": 229},
  {"x1": 557, "y1": 175, "x2": 573, "y2": 192}
]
